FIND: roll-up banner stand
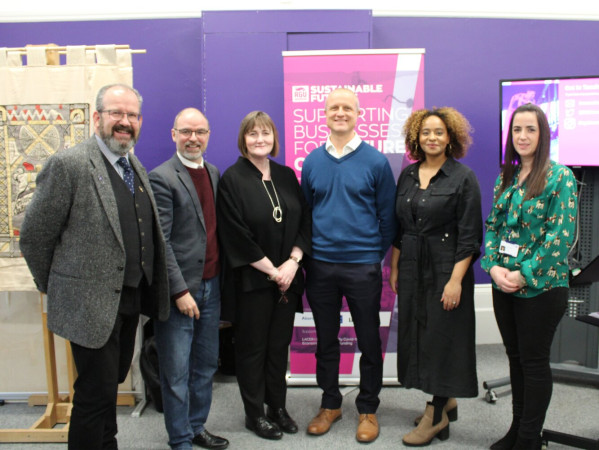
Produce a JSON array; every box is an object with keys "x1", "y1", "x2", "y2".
[{"x1": 283, "y1": 49, "x2": 426, "y2": 385}]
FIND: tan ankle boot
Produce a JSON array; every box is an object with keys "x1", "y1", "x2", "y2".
[
  {"x1": 413, "y1": 397, "x2": 457, "y2": 426},
  {"x1": 402, "y1": 402, "x2": 449, "y2": 447}
]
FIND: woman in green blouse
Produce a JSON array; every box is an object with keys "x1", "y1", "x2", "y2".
[{"x1": 481, "y1": 103, "x2": 578, "y2": 450}]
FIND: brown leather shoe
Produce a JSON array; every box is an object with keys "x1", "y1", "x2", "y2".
[
  {"x1": 307, "y1": 408, "x2": 342, "y2": 435},
  {"x1": 356, "y1": 413, "x2": 379, "y2": 443}
]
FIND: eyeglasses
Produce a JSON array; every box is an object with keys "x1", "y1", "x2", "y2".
[
  {"x1": 100, "y1": 110, "x2": 141, "y2": 123},
  {"x1": 174, "y1": 128, "x2": 210, "y2": 138}
]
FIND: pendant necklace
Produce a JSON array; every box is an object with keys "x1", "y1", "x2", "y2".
[{"x1": 262, "y1": 178, "x2": 283, "y2": 223}]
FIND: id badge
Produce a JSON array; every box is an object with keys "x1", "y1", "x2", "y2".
[{"x1": 499, "y1": 240, "x2": 519, "y2": 257}]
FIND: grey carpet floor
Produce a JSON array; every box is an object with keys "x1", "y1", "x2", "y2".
[{"x1": 0, "y1": 344, "x2": 597, "y2": 449}]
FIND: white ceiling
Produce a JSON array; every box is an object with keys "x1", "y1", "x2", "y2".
[{"x1": 1, "y1": 1, "x2": 599, "y2": 22}]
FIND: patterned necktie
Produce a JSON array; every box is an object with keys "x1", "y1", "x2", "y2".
[{"x1": 117, "y1": 157, "x2": 135, "y2": 195}]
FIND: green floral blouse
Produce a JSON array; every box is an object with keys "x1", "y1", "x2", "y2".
[{"x1": 481, "y1": 161, "x2": 578, "y2": 298}]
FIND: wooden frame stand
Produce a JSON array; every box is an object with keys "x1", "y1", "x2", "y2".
[
  {"x1": 0, "y1": 294, "x2": 70, "y2": 442},
  {"x1": 0, "y1": 293, "x2": 138, "y2": 443}
]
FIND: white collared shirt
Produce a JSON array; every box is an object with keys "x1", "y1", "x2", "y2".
[
  {"x1": 325, "y1": 133, "x2": 362, "y2": 159},
  {"x1": 176, "y1": 151, "x2": 204, "y2": 169}
]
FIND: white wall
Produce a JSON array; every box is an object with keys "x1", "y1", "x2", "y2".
[
  {"x1": 475, "y1": 284, "x2": 501, "y2": 344},
  {"x1": 0, "y1": 292, "x2": 137, "y2": 400},
  {"x1": 1, "y1": 1, "x2": 599, "y2": 22}
]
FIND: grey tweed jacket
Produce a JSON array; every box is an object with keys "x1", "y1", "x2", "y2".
[{"x1": 20, "y1": 136, "x2": 170, "y2": 349}]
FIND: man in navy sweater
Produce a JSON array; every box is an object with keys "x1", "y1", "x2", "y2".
[{"x1": 301, "y1": 88, "x2": 396, "y2": 443}]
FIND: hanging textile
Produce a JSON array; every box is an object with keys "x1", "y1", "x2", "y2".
[{"x1": 0, "y1": 44, "x2": 134, "y2": 260}]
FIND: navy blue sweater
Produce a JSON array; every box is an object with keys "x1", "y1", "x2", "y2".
[{"x1": 301, "y1": 141, "x2": 397, "y2": 263}]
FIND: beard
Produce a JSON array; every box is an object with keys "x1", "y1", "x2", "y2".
[
  {"x1": 179, "y1": 143, "x2": 204, "y2": 162},
  {"x1": 99, "y1": 121, "x2": 138, "y2": 156}
]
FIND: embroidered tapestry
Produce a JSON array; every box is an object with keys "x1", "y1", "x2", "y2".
[{"x1": 0, "y1": 45, "x2": 133, "y2": 258}]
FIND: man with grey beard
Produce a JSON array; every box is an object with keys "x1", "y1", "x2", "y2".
[
  {"x1": 149, "y1": 108, "x2": 228, "y2": 450},
  {"x1": 20, "y1": 84, "x2": 170, "y2": 450}
]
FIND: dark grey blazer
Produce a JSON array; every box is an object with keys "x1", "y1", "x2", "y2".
[
  {"x1": 20, "y1": 136, "x2": 170, "y2": 349},
  {"x1": 149, "y1": 154, "x2": 219, "y2": 297}
]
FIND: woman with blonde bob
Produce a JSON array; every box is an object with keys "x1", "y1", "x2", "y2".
[
  {"x1": 390, "y1": 107, "x2": 482, "y2": 447},
  {"x1": 217, "y1": 111, "x2": 311, "y2": 441}
]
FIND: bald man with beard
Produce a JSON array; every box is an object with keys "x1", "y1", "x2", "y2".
[{"x1": 149, "y1": 108, "x2": 228, "y2": 450}]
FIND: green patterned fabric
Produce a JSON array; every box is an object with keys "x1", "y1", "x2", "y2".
[{"x1": 481, "y1": 161, "x2": 578, "y2": 298}]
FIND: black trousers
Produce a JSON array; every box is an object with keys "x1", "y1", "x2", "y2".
[
  {"x1": 305, "y1": 259, "x2": 383, "y2": 413},
  {"x1": 68, "y1": 287, "x2": 140, "y2": 450},
  {"x1": 492, "y1": 287, "x2": 568, "y2": 439},
  {"x1": 234, "y1": 286, "x2": 299, "y2": 418}
]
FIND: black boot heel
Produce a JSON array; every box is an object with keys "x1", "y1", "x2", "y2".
[
  {"x1": 447, "y1": 406, "x2": 458, "y2": 422},
  {"x1": 437, "y1": 425, "x2": 450, "y2": 441}
]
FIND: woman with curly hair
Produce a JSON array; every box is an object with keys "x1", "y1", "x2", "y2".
[{"x1": 389, "y1": 107, "x2": 482, "y2": 446}]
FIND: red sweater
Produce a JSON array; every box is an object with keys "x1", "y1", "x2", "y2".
[{"x1": 185, "y1": 165, "x2": 220, "y2": 280}]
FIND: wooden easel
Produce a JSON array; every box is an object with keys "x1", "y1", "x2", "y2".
[
  {"x1": 0, "y1": 293, "x2": 70, "y2": 442},
  {"x1": 0, "y1": 294, "x2": 137, "y2": 443}
]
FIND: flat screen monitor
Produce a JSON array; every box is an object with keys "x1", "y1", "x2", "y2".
[{"x1": 500, "y1": 75, "x2": 599, "y2": 167}]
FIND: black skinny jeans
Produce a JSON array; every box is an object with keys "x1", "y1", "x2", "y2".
[{"x1": 492, "y1": 287, "x2": 568, "y2": 439}]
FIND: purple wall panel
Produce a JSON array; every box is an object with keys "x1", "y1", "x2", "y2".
[
  {"x1": 202, "y1": 31, "x2": 288, "y2": 170},
  {"x1": 287, "y1": 32, "x2": 370, "y2": 51},
  {"x1": 202, "y1": 10, "x2": 372, "y2": 171},
  {"x1": 203, "y1": 10, "x2": 372, "y2": 33},
  {"x1": 0, "y1": 19, "x2": 203, "y2": 171},
  {"x1": 373, "y1": 17, "x2": 599, "y2": 282}
]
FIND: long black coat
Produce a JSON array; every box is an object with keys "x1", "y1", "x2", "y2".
[{"x1": 394, "y1": 157, "x2": 482, "y2": 397}]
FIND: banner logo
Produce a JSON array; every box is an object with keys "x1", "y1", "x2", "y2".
[{"x1": 292, "y1": 86, "x2": 310, "y2": 103}]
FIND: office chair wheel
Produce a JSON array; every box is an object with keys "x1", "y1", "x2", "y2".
[
  {"x1": 483, "y1": 377, "x2": 510, "y2": 403},
  {"x1": 485, "y1": 390, "x2": 498, "y2": 403}
]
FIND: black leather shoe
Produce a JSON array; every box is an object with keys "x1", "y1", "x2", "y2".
[
  {"x1": 192, "y1": 430, "x2": 229, "y2": 449},
  {"x1": 245, "y1": 416, "x2": 283, "y2": 440},
  {"x1": 266, "y1": 406, "x2": 299, "y2": 434}
]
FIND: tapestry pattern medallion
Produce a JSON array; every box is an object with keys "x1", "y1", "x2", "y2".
[{"x1": 0, "y1": 104, "x2": 89, "y2": 257}]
